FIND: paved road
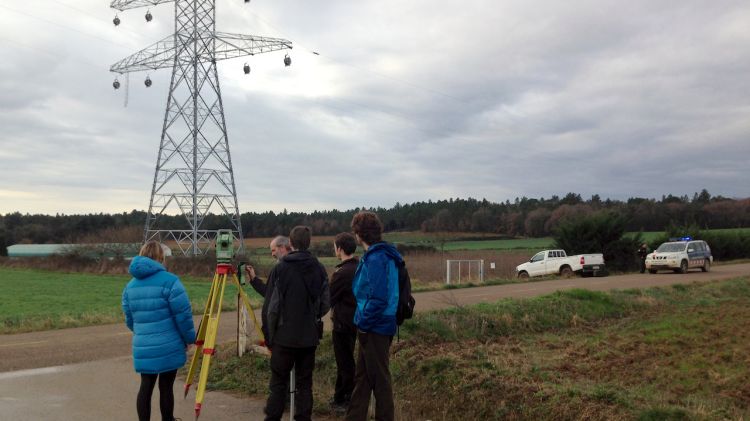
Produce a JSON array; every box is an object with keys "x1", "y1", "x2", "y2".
[
  {"x1": 0, "y1": 357, "x2": 264, "y2": 421},
  {"x1": 414, "y1": 262, "x2": 750, "y2": 310},
  {"x1": 1, "y1": 263, "x2": 748, "y2": 420}
]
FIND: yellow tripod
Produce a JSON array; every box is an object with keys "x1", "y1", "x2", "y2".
[{"x1": 184, "y1": 263, "x2": 265, "y2": 419}]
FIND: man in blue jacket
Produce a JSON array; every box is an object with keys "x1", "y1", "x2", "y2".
[{"x1": 345, "y1": 211, "x2": 402, "y2": 421}]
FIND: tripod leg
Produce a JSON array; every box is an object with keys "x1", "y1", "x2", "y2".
[
  {"x1": 184, "y1": 271, "x2": 220, "y2": 398},
  {"x1": 194, "y1": 271, "x2": 228, "y2": 419}
]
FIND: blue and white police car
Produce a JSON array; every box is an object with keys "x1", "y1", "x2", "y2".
[{"x1": 645, "y1": 237, "x2": 713, "y2": 274}]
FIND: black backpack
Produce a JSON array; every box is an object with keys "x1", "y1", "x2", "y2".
[{"x1": 396, "y1": 260, "x2": 416, "y2": 325}]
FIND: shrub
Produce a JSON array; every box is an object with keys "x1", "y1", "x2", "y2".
[
  {"x1": 553, "y1": 212, "x2": 642, "y2": 271},
  {"x1": 395, "y1": 243, "x2": 437, "y2": 255},
  {"x1": 308, "y1": 241, "x2": 335, "y2": 257}
]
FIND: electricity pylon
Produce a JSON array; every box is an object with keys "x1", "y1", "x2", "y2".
[{"x1": 109, "y1": 0, "x2": 292, "y2": 256}]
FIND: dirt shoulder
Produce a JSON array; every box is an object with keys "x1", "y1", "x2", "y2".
[{"x1": 2, "y1": 263, "x2": 748, "y2": 372}]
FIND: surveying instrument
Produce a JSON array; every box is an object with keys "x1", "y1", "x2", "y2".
[{"x1": 183, "y1": 229, "x2": 265, "y2": 419}]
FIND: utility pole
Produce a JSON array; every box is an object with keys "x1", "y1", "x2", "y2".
[{"x1": 110, "y1": 0, "x2": 292, "y2": 256}]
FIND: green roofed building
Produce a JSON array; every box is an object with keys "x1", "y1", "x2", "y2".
[
  {"x1": 7, "y1": 244, "x2": 72, "y2": 257},
  {"x1": 7, "y1": 243, "x2": 144, "y2": 258}
]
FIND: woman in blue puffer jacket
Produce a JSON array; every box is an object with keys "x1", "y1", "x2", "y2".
[{"x1": 122, "y1": 241, "x2": 196, "y2": 421}]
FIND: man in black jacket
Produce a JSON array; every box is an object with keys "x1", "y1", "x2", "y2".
[
  {"x1": 262, "y1": 226, "x2": 330, "y2": 421},
  {"x1": 637, "y1": 243, "x2": 649, "y2": 274},
  {"x1": 244, "y1": 235, "x2": 292, "y2": 297},
  {"x1": 329, "y1": 232, "x2": 359, "y2": 413}
]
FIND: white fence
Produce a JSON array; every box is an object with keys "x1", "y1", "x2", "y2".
[{"x1": 446, "y1": 259, "x2": 484, "y2": 285}]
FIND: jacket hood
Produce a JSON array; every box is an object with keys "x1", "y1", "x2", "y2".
[
  {"x1": 281, "y1": 250, "x2": 325, "y2": 296},
  {"x1": 129, "y1": 256, "x2": 166, "y2": 279},
  {"x1": 335, "y1": 256, "x2": 358, "y2": 268},
  {"x1": 365, "y1": 242, "x2": 403, "y2": 264},
  {"x1": 282, "y1": 250, "x2": 318, "y2": 265}
]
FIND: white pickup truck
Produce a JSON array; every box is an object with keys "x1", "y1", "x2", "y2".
[{"x1": 516, "y1": 249, "x2": 607, "y2": 278}]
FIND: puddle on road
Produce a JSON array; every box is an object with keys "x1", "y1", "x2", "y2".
[{"x1": 0, "y1": 365, "x2": 71, "y2": 380}]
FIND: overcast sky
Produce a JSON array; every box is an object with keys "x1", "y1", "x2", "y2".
[{"x1": 1, "y1": 0, "x2": 749, "y2": 215}]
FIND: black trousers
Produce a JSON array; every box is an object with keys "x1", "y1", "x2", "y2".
[
  {"x1": 137, "y1": 369, "x2": 177, "y2": 421},
  {"x1": 332, "y1": 330, "x2": 357, "y2": 404},
  {"x1": 345, "y1": 331, "x2": 394, "y2": 421},
  {"x1": 640, "y1": 258, "x2": 646, "y2": 273},
  {"x1": 265, "y1": 345, "x2": 317, "y2": 421}
]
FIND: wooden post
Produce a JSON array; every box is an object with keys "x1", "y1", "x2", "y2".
[{"x1": 237, "y1": 294, "x2": 248, "y2": 356}]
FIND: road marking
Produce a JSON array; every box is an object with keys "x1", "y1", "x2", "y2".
[{"x1": 0, "y1": 340, "x2": 47, "y2": 348}]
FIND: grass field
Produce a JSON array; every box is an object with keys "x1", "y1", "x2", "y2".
[
  {"x1": 627, "y1": 227, "x2": 750, "y2": 242},
  {"x1": 239, "y1": 228, "x2": 750, "y2": 255},
  {"x1": 391, "y1": 228, "x2": 750, "y2": 251},
  {"x1": 3, "y1": 227, "x2": 747, "y2": 334},
  {"x1": 0, "y1": 252, "x2": 527, "y2": 334},
  {"x1": 240, "y1": 232, "x2": 546, "y2": 255},
  {"x1": 0, "y1": 267, "x2": 262, "y2": 334},
  {"x1": 203, "y1": 277, "x2": 750, "y2": 420},
  {"x1": 383, "y1": 231, "x2": 503, "y2": 242},
  {"x1": 441, "y1": 237, "x2": 553, "y2": 251}
]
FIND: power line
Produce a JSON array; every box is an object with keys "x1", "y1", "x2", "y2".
[
  {"x1": 242, "y1": 10, "x2": 556, "y2": 138},
  {"x1": 245, "y1": 10, "x2": 469, "y2": 104},
  {"x1": 0, "y1": 2, "x2": 540, "y2": 140},
  {"x1": 48, "y1": 0, "x2": 152, "y2": 41},
  {"x1": 49, "y1": 0, "x2": 110, "y2": 22},
  {"x1": 0, "y1": 3, "x2": 131, "y2": 49},
  {"x1": 243, "y1": 9, "x2": 555, "y2": 135},
  {"x1": 0, "y1": 36, "x2": 102, "y2": 70}
]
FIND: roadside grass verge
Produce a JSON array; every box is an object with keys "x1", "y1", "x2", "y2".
[
  {"x1": 0, "y1": 267, "x2": 261, "y2": 334},
  {"x1": 202, "y1": 277, "x2": 750, "y2": 420},
  {"x1": 411, "y1": 274, "x2": 564, "y2": 293}
]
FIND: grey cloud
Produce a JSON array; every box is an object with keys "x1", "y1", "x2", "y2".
[{"x1": 1, "y1": 0, "x2": 749, "y2": 215}]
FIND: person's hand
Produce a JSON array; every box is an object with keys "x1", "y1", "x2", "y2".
[{"x1": 245, "y1": 264, "x2": 257, "y2": 280}]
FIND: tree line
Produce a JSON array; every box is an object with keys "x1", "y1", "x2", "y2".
[{"x1": 2, "y1": 190, "x2": 749, "y2": 255}]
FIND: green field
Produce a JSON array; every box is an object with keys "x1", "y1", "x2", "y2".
[
  {"x1": 384, "y1": 227, "x2": 750, "y2": 252},
  {"x1": 441, "y1": 237, "x2": 554, "y2": 251},
  {"x1": 0, "y1": 263, "x2": 536, "y2": 334},
  {"x1": 0, "y1": 267, "x2": 262, "y2": 334},
  {"x1": 381, "y1": 232, "x2": 555, "y2": 251},
  {"x1": 383, "y1": 231, "x2": 501, "y2": 242},
  {"x1": 3, "y1": 226, "x2": 748, "y2": 333},
  {"x1": 626, "y1": 227, "x2": 750, "y2": 242}
]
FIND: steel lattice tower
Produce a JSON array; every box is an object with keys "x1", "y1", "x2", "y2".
[{"x1": 110, "y1": 0, "x2": 291, "y2": 255}]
